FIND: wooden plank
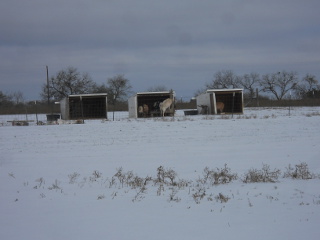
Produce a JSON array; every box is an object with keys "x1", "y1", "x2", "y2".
[{"x1": 7, "y1": 120, "x2": 34, "y2": 122}]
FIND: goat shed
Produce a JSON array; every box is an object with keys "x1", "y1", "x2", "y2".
[
  {"x1": 196, "y1": 89, "x2": 244, "y2": 115},
  {"x1": 60, "y1": 93, "x2": 108, "y2": 120},
  {"x1": 128, "y1": 91, "x2": 175, "y2": 118}
]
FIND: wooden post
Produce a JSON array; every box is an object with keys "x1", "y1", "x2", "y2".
[
  {"x1": 113, "y1": 95, "x2": 115, "y2": 121},
  {"x1": 35, "y1": 101, "x2": 38, "y2": 125},
  {"x1": 80, "y1": 96, "x2": 84, "y2": 122}
]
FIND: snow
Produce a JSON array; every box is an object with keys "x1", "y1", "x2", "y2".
[{"x1": 1, "y1": 107, "x2": 320, "y2": 240}]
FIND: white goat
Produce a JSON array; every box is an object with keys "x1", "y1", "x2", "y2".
[
  {"x1": 138, "y1": 106, "x2": 144, "y2": 117},
  {"x1": 159, "y1": 98, "x2": 173, "y2": 117}
]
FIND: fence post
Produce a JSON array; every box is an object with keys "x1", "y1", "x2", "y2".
[
  {"x1": 113, "y1": 95, "x2": 116, "y2": 121},
  {"x1": 35, "y1": 101, "x2": 39, "y2": 125},
  {"x1": 289, "y1": 91, "x2": 291, "y2": 116}
]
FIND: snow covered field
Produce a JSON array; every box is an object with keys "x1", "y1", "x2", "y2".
[{"x1": 1, "y1": 107, "x2": 320, "y2": 240}]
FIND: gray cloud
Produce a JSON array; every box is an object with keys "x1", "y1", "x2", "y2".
[{"x1": 1, "y1": 0, "x2": 319, "y2": 100}]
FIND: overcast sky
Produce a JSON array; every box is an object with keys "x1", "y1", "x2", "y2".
[{"x1": 1, "y1": 0, "x2": 319, "y2": 101}]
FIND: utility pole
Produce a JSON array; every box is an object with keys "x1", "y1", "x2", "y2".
[{"x1": 46, "y1": 65, "x2": 50, "y2": 106}]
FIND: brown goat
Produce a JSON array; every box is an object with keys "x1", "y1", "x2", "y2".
[
  {"x1": 143, "y1": 104, "x2": 149, "y2": 117},
  {"x1": 216, "y1": 102, "x2": 224, "y2": 114}
]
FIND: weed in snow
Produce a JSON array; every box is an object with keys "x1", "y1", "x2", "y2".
[
  {"x1": 68, "y1": 172, "x2": 80, "y2": 184},
  {"x1": 13, "y1": 163, "x2": 320, "y2": 208},
  {"x1": 284, "y1": 162, "x2": 314, "y2": 179},
  {"x1": 48, "y1": 179, "x2": 61, "y2": 190},
  {"x1": 215, "y1": 193, "x2": 230, "y2": 203},
  {"x1": 242, "y1": 164, "x2": 281, "y2": 183}
]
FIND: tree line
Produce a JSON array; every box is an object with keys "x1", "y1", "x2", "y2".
[
  {"x1": 39, "y1": 67, "x2": 133, "y2": 105},
  {"x1": 1, "y1": 67, "x2": 320, "y2": 114},
  {"x1": 40, "y1": 67, "x2": 320, "y2": 101},
  {"x1": 201, "y1": 70, "x2": 320, "y2": 101}
]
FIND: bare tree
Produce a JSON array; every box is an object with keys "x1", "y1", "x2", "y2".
[
  {"x1": 10, "y1": 91, "x2": 25, "y2": 104},
  {"x1": 194, "y1": 88, "x2": 206, "y2": 97},
  {"x1": 295, "y1": 74, "x2": 319, "y2": 99},
  {"x1": 40, "y1": 67, "x2": 95, "y2": 101},
  {"x1": 0, "y1": 91, "x2": 13, "y2": 106},
  {"x1": 238, "y1": 73, "x2": 260, "y2": 99},
  {"x1": 106, "y1": 74, "x2": 132, "y2": 105},
  {"x1": 259, "y1": 71, "x2": 299, "y2": 100},
  {"x1": 206, "y1": 70, "x2": 241, "y2": 89},
  {"x1": 146, "y1": 85, "x2": 168, "y2": 92},
  {"x1": 92, "y1": 83, "x2": 109, "y2": 94}
]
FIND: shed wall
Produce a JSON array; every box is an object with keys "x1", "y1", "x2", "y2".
[
  {"x1": 60, "y1": 98, "x2": 69, "y2": 120},
  {"x1": 196, "y1": 93, "x2": 211, "y2": 114},
  {"x1": 128, "y1": 95, "x2": 138, "y2": 118}
]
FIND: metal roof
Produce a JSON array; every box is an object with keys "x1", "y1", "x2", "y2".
[
  {"x1": 68, "y1": 93, "x2": 107, "y2": 97},
  {"x1": 136, "y1": 91, "x2": 172, "y2": 94},
  {"x1": 206, "y1": 88, "x2": 243, "y2": 93},
  {"x1": 134, "y1": 91, "x2": 175, "y2": 96}
]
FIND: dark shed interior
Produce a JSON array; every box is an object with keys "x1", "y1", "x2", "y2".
[
  {"x1": 69, "y1": 95, "x2": 107, "y2": 119},
  {"x1": 137, "y1": 92, "x2": 174, "y2": 117},
  {"x1": 214, "y1": 92, "x2": 243, "y2": 113}
]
